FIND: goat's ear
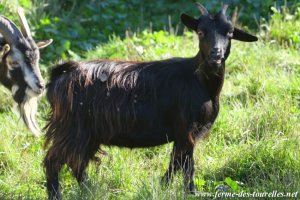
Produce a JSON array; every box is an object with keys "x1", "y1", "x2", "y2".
[
  {"x1": 233, "y1": 28, "x2": 258, "y2": 42},
  {"x1": 36, "y1": 39, "x2": 53, "y2": 49},
  {"x1": 0, "y1": 44, "x2": 10, "y2": 58},
  {"x1": 181, "y1": 13, "x2": 198, "y2": 31}
]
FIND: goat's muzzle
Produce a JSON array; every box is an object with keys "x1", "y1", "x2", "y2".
[
  {"x1": 28, "y1": 74, "x2": 46, "y2": 95},
  {"x1": 34, "y1": 79, "x2": 45, "y2": 95},
  {"x1": 208, "y1": 48, "x2": 224, "y2": 69}
]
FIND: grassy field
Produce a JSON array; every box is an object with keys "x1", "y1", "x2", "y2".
[
  {"x1": 0, "y1": 31, "x2": 299, "y2": 199},
  {"x1": 0, "y1": 10, "x2": 300, "y2": 200}
]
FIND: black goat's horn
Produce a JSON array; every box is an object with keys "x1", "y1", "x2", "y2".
[
  {"x1": 195, "y1": 2, "x2": 209, "y2": 15},
  {"x1": 0, "y1": 16, "x2": 23, "y2": 44},
  {"x1": 17, "y1": 7, "x2": 32, "y2": 38},
  {"x1": 222, "y1": 4, "x2": 228, "y2": 15}
]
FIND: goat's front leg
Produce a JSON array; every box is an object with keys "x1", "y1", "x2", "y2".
[
  {"x1": 162, "y1": 143, "x2": 196, "y2": 193},
  {"x1": 162, "y1": 145, "x2": 181, "y2": 183},
  {"x1": 182, "y1": 147, "x2": 195, "y2": 194}
]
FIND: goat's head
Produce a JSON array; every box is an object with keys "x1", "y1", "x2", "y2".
[
  {"x1": 181, "y1": 3, "x2": 258, "y2": 73},
  {"x1": 0, "y1": 8, "x2": 52, "y2": 136}
]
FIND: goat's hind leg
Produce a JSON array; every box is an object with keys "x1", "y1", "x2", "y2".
[
  {"x1": 44, "y1": 150, "x2": 63, "y2": 200},
  {"x1": 68, "y1": 150, "x2": 99, "y2": 190},
  {"x1": 69, "y1": 160, "x2": 89, "y2": 185}
]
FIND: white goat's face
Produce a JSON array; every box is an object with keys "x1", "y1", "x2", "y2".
[
  {"x1": 0, "y1": 8, "x2": 52, "y2": 136},
  {"x1": 4, "y1": 42, "x2": 44, "y2": 100}
]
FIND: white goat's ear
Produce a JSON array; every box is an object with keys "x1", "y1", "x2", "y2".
[
  {"x1": 36, "y1": 39, "x2": 53, "y2": 49},
  {"x1": 0, "y1": 44, "x2": 10, "y2": 58}
]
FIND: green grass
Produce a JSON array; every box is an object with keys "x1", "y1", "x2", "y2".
[{"x1": 1, "y1": 27, "x2": 300, "y2": 200}]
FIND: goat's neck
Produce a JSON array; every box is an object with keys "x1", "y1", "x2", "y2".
[
  {"x1": 193, "y1": 51, "x2": 225, "y2": 101},
  {"x1": 0, "y1": 65, "x2": 12, "y2": 89}
]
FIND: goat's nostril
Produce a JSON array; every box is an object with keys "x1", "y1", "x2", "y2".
[
  {"x1": 210, "y1": 48, "x2": 221, "y2": 55},
  {"x1": 210, "y1": 48, "x2": 222, "y2": 60},
  {"x1": 37, "y1": 82, "x2": 45, "y2": 90}
]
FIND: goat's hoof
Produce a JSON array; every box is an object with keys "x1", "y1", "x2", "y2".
[
  {"x1": 187, "y1": 189, "x2": 196, "y2": 195},
  {"x1": 48, "y1": 192, "x2": 62, "y2": 200},
  {"x1": 186, "y1": 183, "x2": 197, "y2": 195}
]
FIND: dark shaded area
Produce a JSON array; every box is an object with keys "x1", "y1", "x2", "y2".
[{"x1": 0, "y1": 0, "x2": 298, "y2": 64}]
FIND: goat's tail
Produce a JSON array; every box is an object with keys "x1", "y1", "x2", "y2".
[
  {"x1": 44, "y1": 61, "x2": 78, "y2": 148},
  {"x1": 44, "y1": 61, "x2": 99, "y2": 173}
]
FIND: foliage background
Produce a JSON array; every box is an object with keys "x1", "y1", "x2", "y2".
[{"x1": 0, "y1": 0, "x2": 299, "y2": 62}]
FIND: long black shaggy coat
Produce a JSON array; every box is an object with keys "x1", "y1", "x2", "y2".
[
  {"x1": 44, "y1": 55, "x2": 223, "y2": 189},
  {"x1": 45, "y1": 56, "x2": 221, "y2": 158}
]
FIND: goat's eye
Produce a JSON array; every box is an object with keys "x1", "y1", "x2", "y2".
[
  {"x1": 9, "y1": 60, "x2": 18, "y2": 66},
  {"x1": 197, "y1": 30, "x2": 205, "y2": 39},
  {"x1": 227, "y1": 30, "x2": 234, "y2": 38}
]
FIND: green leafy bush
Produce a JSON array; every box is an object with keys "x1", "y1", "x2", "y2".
[
  {"x1": 261, "y1": 5, "x2": 300, "y2": 49},
  {"x1": 1, "y1": 0, "x2": 299, "y2": 64}
]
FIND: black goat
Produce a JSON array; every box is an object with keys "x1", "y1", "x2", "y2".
[
  {"x1": 44, "y1": 3, "x2": 257, "y2": 199},
  {"x1": 0, "y1": 8, "x2": 52, "y2": 136}
]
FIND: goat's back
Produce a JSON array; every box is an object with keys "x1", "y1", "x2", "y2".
[{"x1": 45, "y1": 58, "x2": 212, "y2": 151}]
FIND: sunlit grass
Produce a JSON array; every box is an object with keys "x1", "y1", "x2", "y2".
[{"x1": 0, "y1": 29, "x2": 299, "y2": 199}]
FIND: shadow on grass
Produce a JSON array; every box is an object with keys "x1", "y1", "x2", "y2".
[{"x1": 202, "y1": 138, "x2": 300, "y2": 192}]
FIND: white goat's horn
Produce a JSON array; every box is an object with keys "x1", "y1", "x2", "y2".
[
  {"x1": 195, "y1": 2, "x2": 209, "y2": 16},
  {"x1": 0, "y1": 16, "x2": 23, "y2": 44},
  {"x1": 17, "y1": 7, "x2": 32, "y2": 38}
]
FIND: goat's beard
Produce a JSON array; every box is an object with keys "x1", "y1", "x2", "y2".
[
  {"x1": 13, "y1": 87, "x2": 41, "y2": 137},
  {"x1": 18, "y1": 96, "x2": 40, "y2": 137}
]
